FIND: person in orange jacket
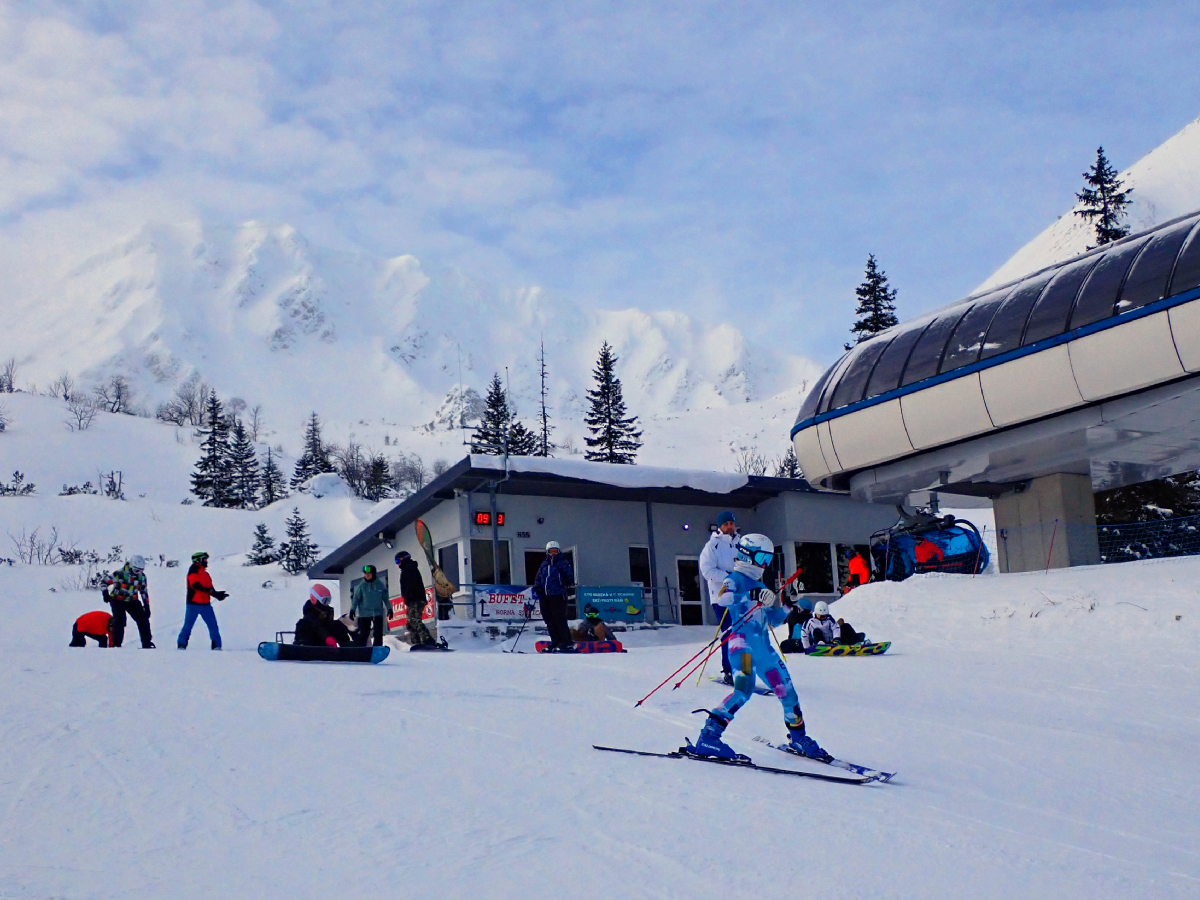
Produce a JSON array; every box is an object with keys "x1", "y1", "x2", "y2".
[
  {"x1": 71, "y1": 610, "x2": 114, "y2": 647},
  {"x1": 177, "y1": 551, "x2": 227, "y2": 650},
  {"x1": 842, "y1": 552, "x2": 871, "y2": 594}
]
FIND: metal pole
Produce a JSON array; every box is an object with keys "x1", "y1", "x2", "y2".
[
  {"x1": 490, "y1": 484, "x2": 501, "y2": 585},
  {"x1": 645, "y1": 498, "x2": 659, "y2": 623}
]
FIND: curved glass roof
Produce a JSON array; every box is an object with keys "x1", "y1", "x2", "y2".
[{"x1": 799, "y1": 211, "x2": 1200, "y2": 423}]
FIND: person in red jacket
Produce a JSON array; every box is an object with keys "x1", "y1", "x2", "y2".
[
  {"x1": 70, "y1": 610, "x2": 114, "y2": 647},
  {"x1": 177, "y1": 551, "x2": 227, "y2": 650}
]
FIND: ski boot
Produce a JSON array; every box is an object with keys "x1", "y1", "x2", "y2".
[
  {"x1": 687, "y1": 713, "x2": 746, "y2": 761},
  {"x1": 557, "y1": 642, "x2": 579, "y2": 654},
  {"x1": 785, "y1": 722, "x2": 831, "y2": 762}
]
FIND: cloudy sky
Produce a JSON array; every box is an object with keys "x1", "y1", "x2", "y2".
[{"x1": 2, "y1": 1, "x2": 1198, "y2": 364}]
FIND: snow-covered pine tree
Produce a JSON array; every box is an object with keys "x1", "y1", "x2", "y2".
[
  {"x1": 291, "y1": 412, "x2": 335, "y2": 488},
  {"x1": 508, "y1": 420, "x2": 538, "y2": 456},
  {"x1": 471, "y1": 374, "x2": 511, "y2": 455},
  {"x1": 228, "y1": 418, "x2": 261, "y2": 509},
  {"x1": 259, "y1": 447, "x2": 287, "y2": 506},
  {"x1": 190, "y1": 391, "x2": 235, "y2": 507},
  {"x1": 584, "y1": 341, "x2": 642, "y2": 464},
  {"x1": 364, "y1": 453, "x2": 391, "y2": 502},
  {"x1": 846, "y1": 254, "x2": 899, "y2": 350},
  {"x1": 278, "y1": 507, "x2": 319, "y2": 574},
  {"x1": 774, "y1": 447, "x2": 803, "y2": 479},
  {"x1": 535, "y1": 338, "x2": 554, "y2": 457},
  {"x1": 246, "y1": 523, "x2": 278, "y2": 566},
  {"x1": 1075, "y1": 146, "x2": 1133, "y2": 248}
]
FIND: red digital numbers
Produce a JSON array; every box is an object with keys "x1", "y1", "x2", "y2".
[{"x1": 474, "y1": 511, "x2": 505, "y2": 526}]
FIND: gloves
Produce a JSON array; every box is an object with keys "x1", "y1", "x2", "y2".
[
  {"x1": 756, "y1": 588, "x2": 778, "y2": 608},
  {"x1": 325, "y1": 636, "x2": 338, "y2": 648},
  {"x1": 213, "y1": 590, "x2": 228, "y2": 601}
]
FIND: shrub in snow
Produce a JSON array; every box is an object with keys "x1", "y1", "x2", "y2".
[
  {"x1": 300, "y1": 473, "x2": 352, "y2": 499},
  {"x1": 0, "y1": 471, "x2": 35, "y2": 496},
  {"x1": 246, "y1": 523, "x2": 279, "y2": 566},
  {"x1": 0, "y1": 401, "x2": 8, "y2": 431},
  {"x1": 60, "y1": 481, "x2": 99, "y2": 496}
]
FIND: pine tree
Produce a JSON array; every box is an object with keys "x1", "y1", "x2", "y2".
[
  {"x1": 364, "y1": 453, "x2": 391, "y2": 502},
  {"x1": 536, "y1": 338, "x2": 554, "y2": 457},
  {"x1": 246, "y1": 522, "x2": 279, "y2": 566},
  {"x1": 846, "y1": 254, "x2": 899, "y2": 350},
  {"x1": 291, "y1": 412, "x2": 334, "y2": 488},
  {"x1": 278, "y1": 507, "x2": 319, "y2": 574},
  {"x1": 508, "y1": 420, "x2": 538, "y2": 456},
  {"x1": 190, "y1": 391, "x2": 235, "y2": 507},
  {"x1": 584, "y1": 341, "x2": 642, "y2": 464},
  {"x1": 228, "y1": 418, "x2": 261, "y2": 509},
  {"x1": 259, "y1": 447, "x2": 287, "y2": 506},
  {"x1": 1075, "y1": 146, "x2": 1133, "y2": 248},
  {"x1": 471, "y1": 374, "x2": 511, "y2": 455},
  {"x1": 774, "y1": 447, "x2": 803, "y2": 479}
]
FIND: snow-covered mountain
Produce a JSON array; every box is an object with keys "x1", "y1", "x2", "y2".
[
  {"x1": 979, "y1": 116, "x2": 1200, "y2": 291},
  {"x1": 3, "y1": 220, "x2": 820, "y2": 468}
]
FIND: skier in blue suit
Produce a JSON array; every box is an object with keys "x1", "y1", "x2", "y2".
[{"x1": 692, "y1": 533, "x2": 830, "y2": 762}]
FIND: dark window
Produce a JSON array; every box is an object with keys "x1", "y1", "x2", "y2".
[
  {"x1": 1069, "y1": 237, "x2": 1149, "y2": 329},
  {"x1": 836, "y1": 544, "x2": 871, "y2": 591},
  {"x1": 628, "y1": 547, "x2": 651, "y2": 587},
  {"x1": 677, "y1": 559, "x2": 703, "y2": 625},
  {"x1": 1119, "y1": 219, "x2": 1197, "y2": 313},
  {"x1": 816, "y1": 352, "x2": 859, "y2": 413},
  {"x1": 901, "y1": 308, "x2": 970, "y2": 386},
  {"x1": 1167, "y1": 220, "x2": 1200, "y2": 297},
  {"x1": 470, "y1": 538, "x2": 511, "y2": 585},
  {"x1": 795, "y1": 365, "x2": 835, "y2": 424},
  {"x1": 980, "y1": 274, "x2": 1052, "y2": 360},
  {"x1": 1022, "y1": 257, "x2": 1098, "y2": 346},
  {"x1": 864, "y1": 321, "x2": 930, "y2": 398},
  {"x1": 826, "y1": 337, "x2": 892, "y2": 410},
  {"x1": 437, "y1": 545, "x2": 460, "y2": 591},
  {"x1": 793, "y1": 542, "x2": 834, "y2": 593},
  {"x1": 940, "y1": 292, "x2": 1006, "y2": 373}
]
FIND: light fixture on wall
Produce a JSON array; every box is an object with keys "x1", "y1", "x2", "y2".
[
  {"x1": 682, "y1": 524, "x2": 690, "y2": 531},
  {"x1": 537, "y1": 517, "x2": 545, "y2": 524},
  {"x1": 377, "y1": 532, "x2": 394, "y2": 550}
]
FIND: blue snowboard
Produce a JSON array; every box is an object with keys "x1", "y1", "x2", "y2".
[{"x1": 257, "y1": 642, "x2": 390, "y2": 663}]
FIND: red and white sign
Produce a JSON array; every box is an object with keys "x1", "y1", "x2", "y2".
[
  {"x1": 386, "y1": 587, "x2": 436, "y2": 631},
  {"x1": 475, "y1": 585, "x2": 536, "y2": 620}
]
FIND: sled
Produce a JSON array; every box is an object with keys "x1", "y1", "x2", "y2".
[
  {"x1": 535, "y1": 640, "x2": 626, "y2": 653},
  {"x1": 258, "y1": 642, "x2": 390, "y2": 663},
  {"x1": 804, "y1": 641, "x2": 890, "y2": 657}
]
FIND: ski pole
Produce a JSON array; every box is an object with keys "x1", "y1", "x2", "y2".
[
  {"x1": 634, "y1": 602, "x2": 762, "y2": 707},
  {"x1": 510, "y1": 608, "x2": 531, "y2": 653},
  {"x1": 694, "y1": 610, "x2": 727, "y2": 686},
  {"x1": 670, "y1": 602, "x2": 765, "y2": 691}
]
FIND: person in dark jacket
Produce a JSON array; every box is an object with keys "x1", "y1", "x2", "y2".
[
  {"x1": 532, "y1": 542, "x2": 575, "y2": 651},
  {"x1": 395, "y1": 552, "x2": 434, "y2": 647},
  {"x1": 104, "y1": 555, "x2": 154, "y2": 648},
  {"x1": 571, "y1": 603, "x2": 613, "y2": 642},
  {"x1": 294, "y1": 584, "x2": 353, "y2": 647},
  {"x1": 178, "y1": 551, "x2": 227, "y2": 649}
]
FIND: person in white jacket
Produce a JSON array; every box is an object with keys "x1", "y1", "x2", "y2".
[{"x1": 699, "y1": 511, "x2": 739, "y2": 683}]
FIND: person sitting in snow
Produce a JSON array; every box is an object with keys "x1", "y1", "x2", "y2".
[
  {"x1": 70, "y1": 610, "x2": 114, "y2": 647},
  {"x1": 571, "y1": 603, "x2": 614, "y2": 642},
  {"x1": 294, "y1": 584, "x2": 354, "y2": 647},
  {"x1": 801, "y1": 601, "x2": 867, "y2": 650}
]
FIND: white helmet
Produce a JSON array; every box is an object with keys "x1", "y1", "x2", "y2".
[
  {"x1": 735, "y1": 534, "x2": 774, "y2": 568},
  {"x1": 545, "y1": 541, "x2": 560, "y2": 552},
  {"x1": 813, "y1": 600, "x2": 830, "y2": 618},
  {"x1": 129, "y1": 555, "x2": 146, "y2": 572}
]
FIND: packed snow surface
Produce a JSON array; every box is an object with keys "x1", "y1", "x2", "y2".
[
  {"x1": 1, "y1": 523, "x2": 1197, "y2": 897},
  {"x1": 471, "y1": 453, "x2": 751, "y2": 493}
]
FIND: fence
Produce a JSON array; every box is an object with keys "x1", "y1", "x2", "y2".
[{"x1": 1097, "y1": 514, "x2": 1200, "y2": 564}]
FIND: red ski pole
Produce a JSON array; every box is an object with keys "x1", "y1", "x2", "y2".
[{"x1": 633, "y1": 602, "x2": 762, "y2": 707}]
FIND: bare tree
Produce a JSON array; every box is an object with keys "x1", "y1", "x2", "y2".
[
  {"x1": 9, "y1": 526, "x2": 60, "y2": 564},
  {"x1": 0, "y1": 357, "x2": 16, "y2": 393},
  {"x1": 392, "y1": 453, "x2": 429, "y2": 496},
  {"x1": 65, "y1": 394, "x2": 98, "y2": 431},
  {"x1": 155, "y1": 373, "x2": 209, "y2": 425},
  {"x1": 432, "y1": 458, "x2": 450, "y2": 477},
  {"x1": 734, "y1": 450, "x2": 771, "y2": 476},
  {"x1": 0, "y1": 401, "x2": 8, "y2": 432},
  {"x1": 249, "y1": 404, "x2": 265, "y2": 441},
  {"x1": 94, "y1": 375, "x2": 133, "y2": 414},
  {"x1": 50, "y1": 372, "x2": 74, "y2": 401}
]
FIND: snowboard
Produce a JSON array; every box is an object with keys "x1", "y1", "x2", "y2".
[
  {"x1": 805, "y1": 641, "x2": 890, "y2": 657},
  {"x1": 535, "y1": 640, "x2": 626, "y2": 653},
  {"x1": 258, "y1": 642, "x2": 390, "y2": 664}
]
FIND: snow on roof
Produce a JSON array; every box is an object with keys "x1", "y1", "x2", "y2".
[{"x1": 468, "y1": 454, "x2": 750, "y2": 495}]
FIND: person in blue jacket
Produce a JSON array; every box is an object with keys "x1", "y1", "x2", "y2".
[
  {"x1": 692, "y1": 533, "x2": 830, "y2": 762},
  {"x1": 530, "y1": 541, "x2": 575, "y2": 652}
]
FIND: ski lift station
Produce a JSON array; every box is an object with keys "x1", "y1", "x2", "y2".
[
  {"x1": 793, "y1": 210, "x2": 1200, "y2": 573},
  {"x1": 307, "y1": 455, "x2": 896, "y2": 630}
]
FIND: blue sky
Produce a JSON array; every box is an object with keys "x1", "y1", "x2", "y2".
[{"x1": 2, "y1": 1, "x2": 1198, "y2": 364}]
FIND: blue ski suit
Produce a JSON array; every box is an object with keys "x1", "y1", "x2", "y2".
[{"x1": 712, "y1": 568, "x2": 806, "y2": 730}]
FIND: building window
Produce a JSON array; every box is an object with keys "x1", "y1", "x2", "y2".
[
  {"x1": 793, "y1": 542, "x2": 834, "y2": 594},
  {"x1": 628, "y1": 546, "x2": 651, "y2": 587},
  {"x1": 836, "y1": 543, "x2": 871, "y2": 592},
  {"x1": 470, "y1": 539, "x2": 511, "y2": 585},
  {"x1": 676, "y1": 558, "x2": 703, "y2": 625}
]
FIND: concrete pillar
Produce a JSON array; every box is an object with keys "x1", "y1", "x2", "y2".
[{"x1": 993, "y1": 473, "x2": 1100, "y2": 573}]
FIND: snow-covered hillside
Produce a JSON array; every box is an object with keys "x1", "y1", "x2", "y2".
[
  {"x1": 1, "y1": 220, "x2": 821, "y2": 470},
  {"x1": 980, "y1": 116, "x2": 1200, "y2": 291}
]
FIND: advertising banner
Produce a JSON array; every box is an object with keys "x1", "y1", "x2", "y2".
[
  {"x1": 476, "y1": 585, "x2": 537, "y2": 620},
  {"x1": 386, "y1": 586, "x2": 436, "y2": 631},
  {"x1": 577, "y1": 586, "x2": 646, "y2": 623}
]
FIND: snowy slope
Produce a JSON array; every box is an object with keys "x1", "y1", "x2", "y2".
[
  {"x1": 1, "y1": 540, "x2": 1197, "y2": 898},
  {"x1": 980, "y1": 116, "x2": 1200, "y2": 291},
  {"x1": 0, "y1": 220, "x2": 822, "y2": 470}
]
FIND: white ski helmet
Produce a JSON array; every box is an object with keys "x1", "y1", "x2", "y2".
[
  {"x1": 813, "y1": 600, "x2": 831, "y2": 618},
  {"x1": 545, "y1": 541, "x2": 560, "y2": 552},
  {"x1": 129, "y1": 555, "x2": 146, "y2": 572},
  {"x1": 735, "y1": 534, "x2": 775, "y2": 568}
]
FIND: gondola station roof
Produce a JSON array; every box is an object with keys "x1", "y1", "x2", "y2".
[{"x1": 307, "y1": 455, "x2": 820, "y2": 578}]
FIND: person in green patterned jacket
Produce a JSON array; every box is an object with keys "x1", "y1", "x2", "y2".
[{"x1": 104, "y1": 555, "x2": 155, "y2": 648}]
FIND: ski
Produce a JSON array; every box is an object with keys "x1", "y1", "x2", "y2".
[
  {"x1": 751, "y1": 735, "x2": 896, "y2": 783},
  {"x1": 707, "y1": 676, "x2": 771, "y2": 696},
  {"x1": 594, "y1": 744, "x2": 870, "y2": 784}
]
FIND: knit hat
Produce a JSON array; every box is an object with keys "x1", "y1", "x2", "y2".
[{"x1": 717, "y1": 511, "x2": 736, "y2": 526}]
